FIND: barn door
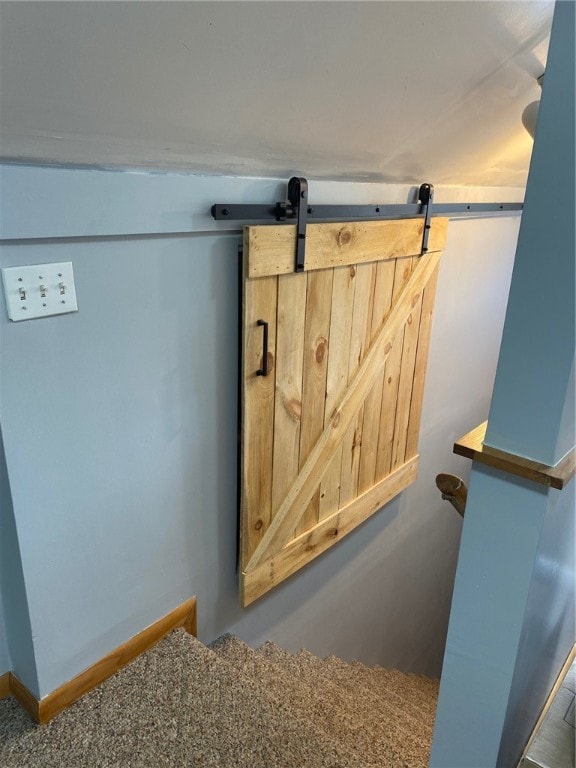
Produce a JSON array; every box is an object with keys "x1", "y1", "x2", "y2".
[{"x1": 240, "y1": 218, "x2": 448, "y2": 606}]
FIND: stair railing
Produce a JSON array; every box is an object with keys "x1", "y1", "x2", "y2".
[{"x1": 435, "y1": 474, "x2": 467, "y2": 517}]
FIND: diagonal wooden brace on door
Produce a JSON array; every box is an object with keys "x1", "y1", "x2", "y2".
[{"x1": 244, "y1": 248, "x2": 441, "y2": 573}]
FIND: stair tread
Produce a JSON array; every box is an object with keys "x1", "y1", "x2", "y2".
[
  {"x1": 319, "y1": 654, "x2": 439, "y2": 720},
  {"x1": 255, "y1": 640, "x2": 436, "y2": 767},
  {"x1": 260, "y1": 642, "x2": 437, "y2": 720},
  {"x1": 210, "y1": 634, "x2": 381, "y2": 767}
]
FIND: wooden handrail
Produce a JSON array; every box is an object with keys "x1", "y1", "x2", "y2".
[{"x1": 436, "y1": 473, "x2": 467, "y2": 517}]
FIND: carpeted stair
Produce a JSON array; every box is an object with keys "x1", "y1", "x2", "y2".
[{"x1": 0, "y1": 629, "x2": 439, "y2": 767}]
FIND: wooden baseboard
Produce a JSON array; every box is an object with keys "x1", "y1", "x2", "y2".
[
  {"x1": 8, "y1": 673, "x2": 39, "y2": 720},
  {"x1": 8, "y1": 596, "x2": 197, "y2": 724},
  {"x1": 0, "y1": 672, "x2": 11, "y2": 699}
]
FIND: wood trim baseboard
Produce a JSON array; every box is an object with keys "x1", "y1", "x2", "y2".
[
  {"x1": 0, "y1": 672, "x2": 11, "y2": 699},
  {"x1": 8, "y1": 596, "x2": 197, "y2": 724},
  {"x1": 8, "y1": 673, "x2": 40, "y2": 720}
]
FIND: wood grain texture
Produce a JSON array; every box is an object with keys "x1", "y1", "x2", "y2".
[
  {"x1": 357, "y1": 257, "x2": 396, "y2": 493},
  {"x1": 319, "y1": 265, "x2": 356, "y2": 521},
  {"x1": 241, "y1": 218, "x2": 445, "y2": 603},
  {"x1": 241, "y1": 259, "x2": 278, "y2": 563},
  {"x1": 7, "y1": 674, "x2": 39, "y2": 721},
  {"x1": 405, "y1": 262, "x2": 439, "y2": 459},
  {"x1": 436, "y1": 473, "x2": 467, "y2": 517},
  {"x1": 245, "y1": 250, "x2": 440, "y2": 572},
  {"x1": 391, "y1": 256, "x2": 423, "y2": 470},
  {"x1": 0, "y1": 672, "x2": 12, "y2": 699},
  {"x1": 246, "y1": 218, "x2": 448, "y2": 277},
  {"x1": 454, "y1": 422, "x2": 576, "y2": 490},
  {"x1": 297, "y1": 269, "x2": 333, "y2": 534},
  {"x1": 8, "y1": 597, "x2": 197, "y2": 724},
  {"x1": 374, "y1": 256, "x2": 412, "y2": 481},
  {"x1": 241, "y1": 457, "x2": 418, "y2": 605},
  {"x1": 339, "y1": 262, "x2": 376, "y2": 509},
  {"x1": 271, "y1": 272, "x2": 307, "y2": 514}
]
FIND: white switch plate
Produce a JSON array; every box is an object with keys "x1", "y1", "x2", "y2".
[{"x1": 2, "y1": 262, "x2": 78, "y2": 321}]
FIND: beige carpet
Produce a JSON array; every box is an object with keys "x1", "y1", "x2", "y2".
[{"x1": 0, "y1": 629, "x2": 439, "y2": 767}]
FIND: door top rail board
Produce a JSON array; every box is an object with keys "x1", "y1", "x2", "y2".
[{"x1": 245, "y1": 218, "x2": 448, "y2": 278}]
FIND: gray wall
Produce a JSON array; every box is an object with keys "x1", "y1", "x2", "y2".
[
  {"x1": 497, "y1": 3, "x2": 575, "y2": 760},
  {"x1": 1, "y1": 425, "x2": 11, "y2": 676},
  {"x1": 0, "y1": 428, "x2": 9, "y2": 674},
  {"x1": 498, "y1": 477, "x2": 575, "y2": 767},
  {"x1": 431, "y1": 3, "x2": 575, "y2": 763},
  {"x1": 485, "y1": 0, "x2": 575, "y2": 465},
  {"x1": 0, "y1": 166, "x2": 520, "y2": 696},
  {"x1": 0, "y1": 594, "x2": 9, "y2": 676},
  {"x1": 0, "y1": 423, "x2": 38, "y2": 688}
]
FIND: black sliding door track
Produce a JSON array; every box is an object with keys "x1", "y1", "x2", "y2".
[{"x1": 212, "y1": 177, "x2": 523, "y2": 272}]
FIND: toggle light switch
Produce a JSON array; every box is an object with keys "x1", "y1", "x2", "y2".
[{"x1": 2, "y1": 262, "x2": 78, "y2": 321}]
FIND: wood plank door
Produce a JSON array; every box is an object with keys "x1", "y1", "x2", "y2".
[{"x1": 240, "y1": 218, "x2": 448, "y2": 605}]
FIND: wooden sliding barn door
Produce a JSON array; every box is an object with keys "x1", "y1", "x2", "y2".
[{"x1": 240, "y1": 218, "x2": 448, "y2": 605}]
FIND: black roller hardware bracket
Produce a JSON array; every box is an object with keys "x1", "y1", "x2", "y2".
[
  {"x1": 288, "y1": 177, "x2": 309, "y2": 272},
  {"x1": 419, "y1": 182, "x2": 434, "y2": 254}
]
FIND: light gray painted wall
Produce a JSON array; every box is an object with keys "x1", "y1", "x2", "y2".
[
  {"x1": 498, "y1": 477, "x2": 575, "y2": 767},
  {"x1": 486, "y1": 0, "x2": 575, "y2": 464},
  {"x1": 0, "y1": 427, "x2": 9, "y2": 674},
  {"x1": 0, "y1": 166, "x2": 520, "y2": 696},
  {"x1": 0, "y1": 423, "x2": 38, "y2": 689},
  {"x1": 497, "y1": 4, "x2": 575, "y2": 760},
  {"x1": 431, "y1": 3, "x2": 575, "y2": 763},
  {"x1": 0, "y1": 593, "x2": 9, "y2": 676}
]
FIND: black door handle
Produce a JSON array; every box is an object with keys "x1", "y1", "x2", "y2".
[{"x1": 256, "y1": 320, "x2": 269, "y2": 376}]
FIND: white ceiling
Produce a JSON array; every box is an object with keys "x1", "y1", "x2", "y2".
[{"x1": 0, "y1": 1, "x2": 553, "y2": 187}]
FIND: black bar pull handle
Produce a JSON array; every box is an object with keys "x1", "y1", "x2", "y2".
[{"x1": 256, "y1": 319, "x2": 269, "y2": 376}]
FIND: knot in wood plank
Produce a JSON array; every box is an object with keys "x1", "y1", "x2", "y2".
[
  {"x1": 337, "y1": 227, "x2": 353, "y2": 247},
  {"x1": 315, "y1": 337, "x2": 328, "y2": 364},
  {"x1": 283, "y1": 396, "x2": 302, "y2": 422}
]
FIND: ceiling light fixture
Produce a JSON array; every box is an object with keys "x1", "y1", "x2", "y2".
[{"x1": 522, "y1": 73, "x2": 545, "y2": 138}]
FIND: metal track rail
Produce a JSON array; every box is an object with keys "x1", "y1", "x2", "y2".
[{"x1": 212, "y1": 177, "x2": 523, "y2": 272}]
